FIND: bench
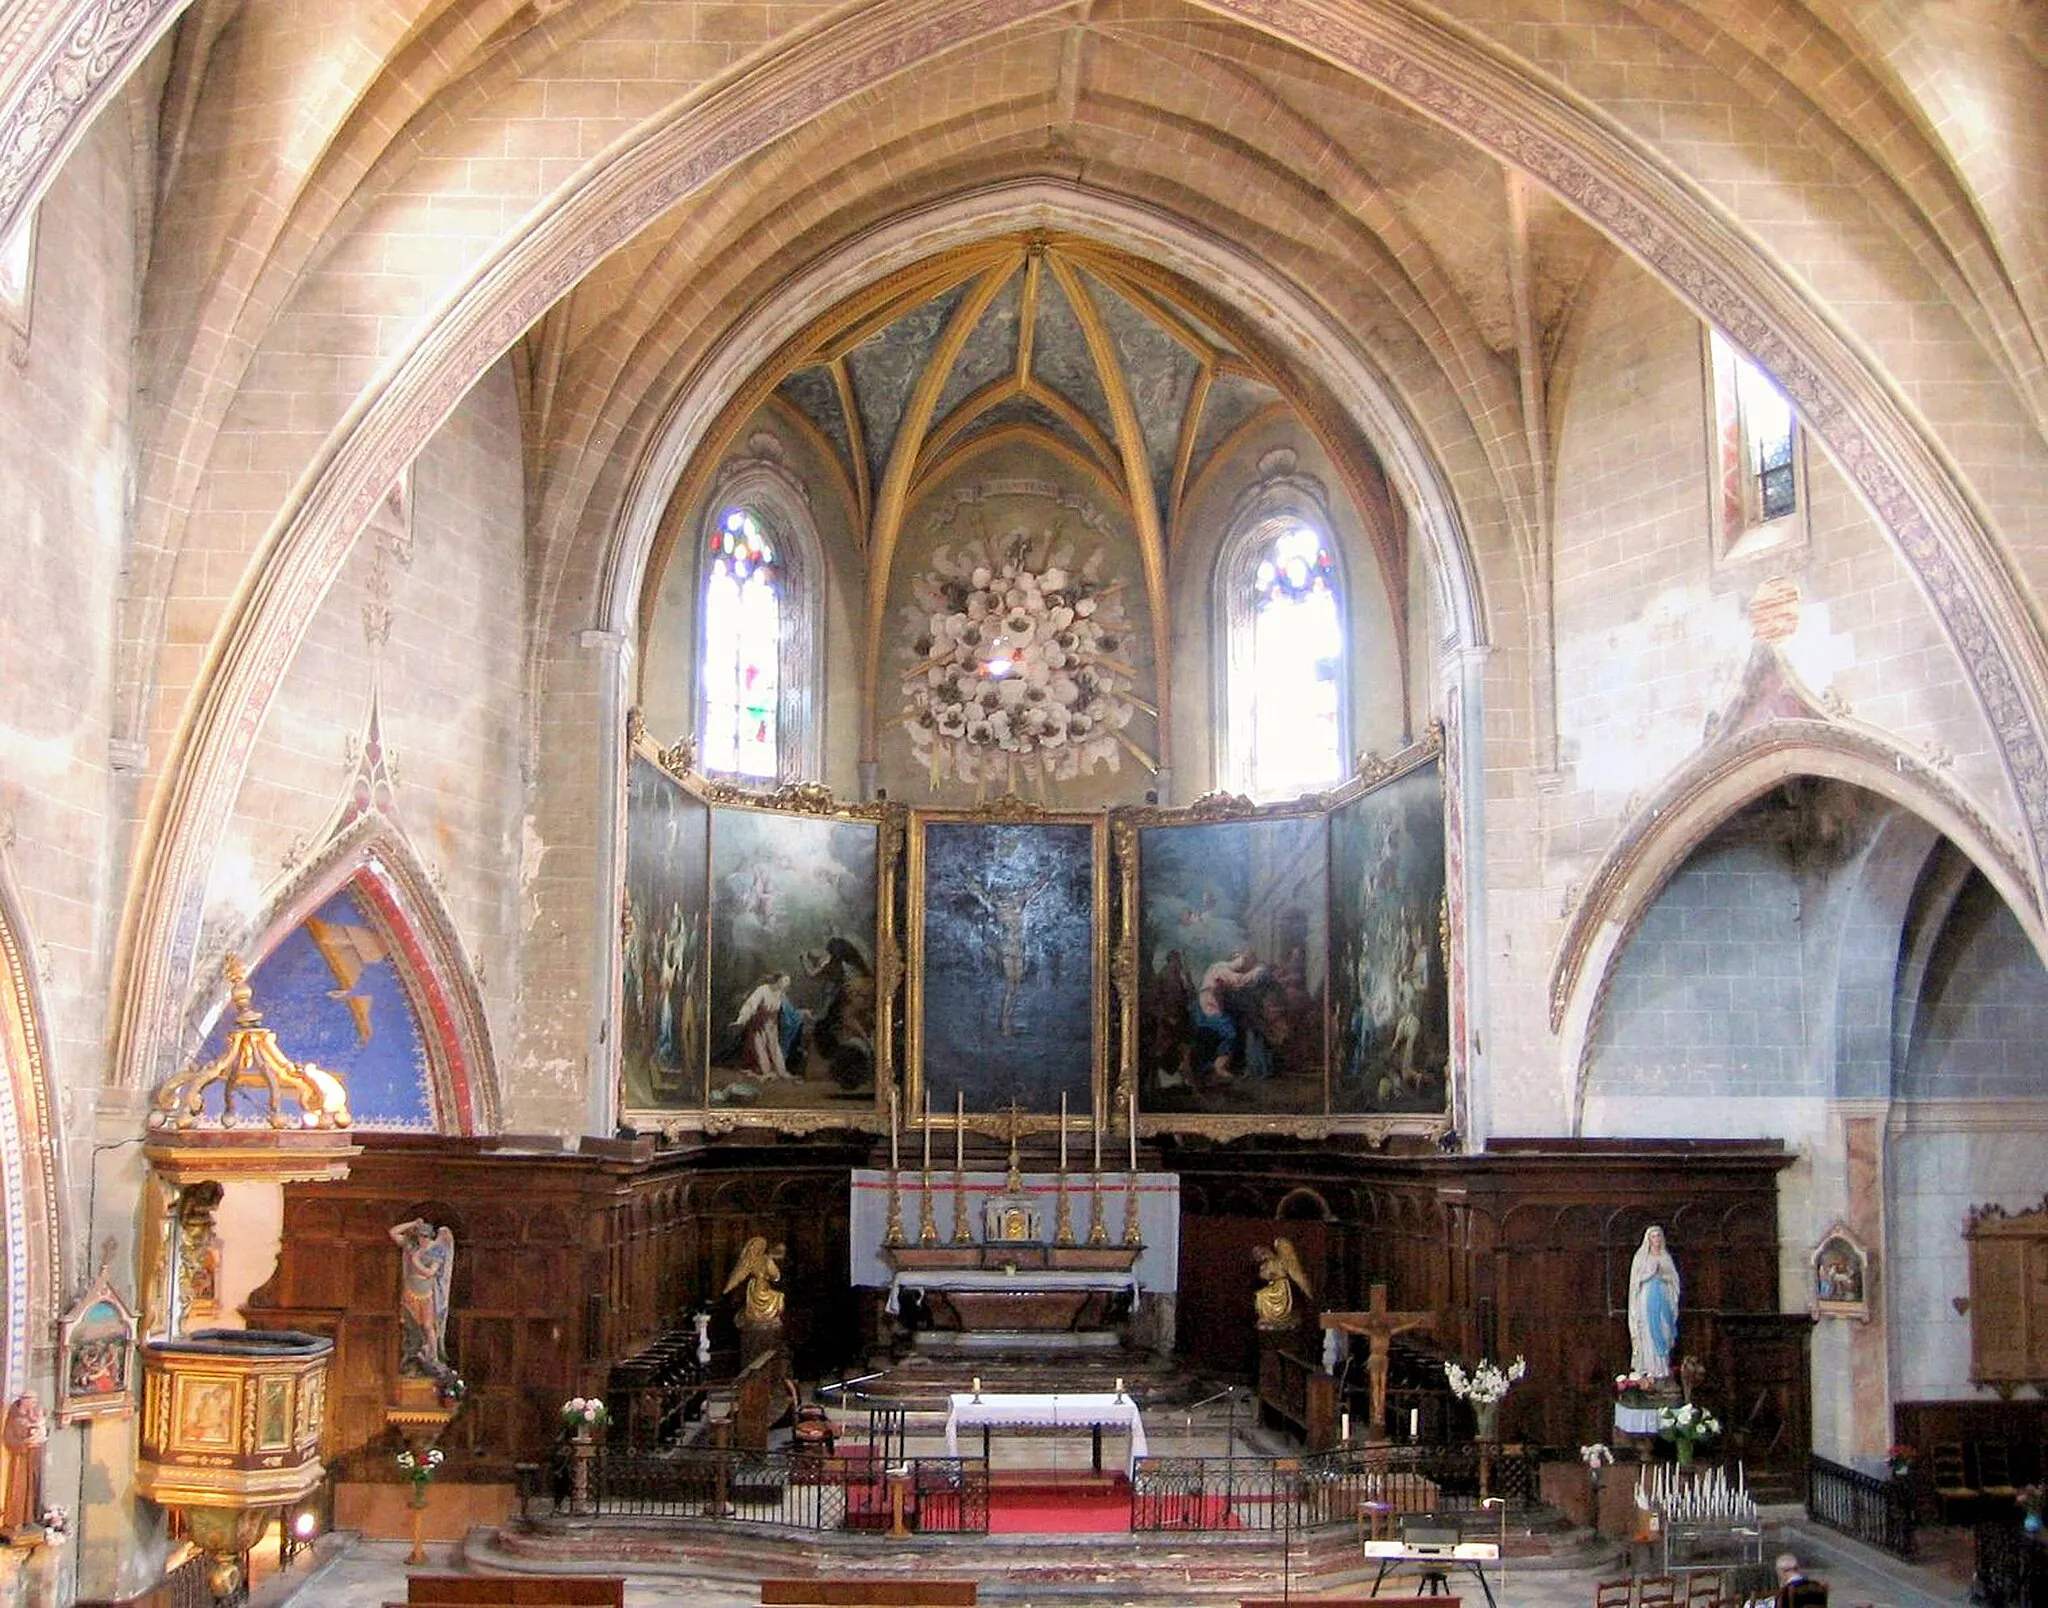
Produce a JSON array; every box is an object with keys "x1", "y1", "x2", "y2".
[
  {"x1": 1242, "y1": 1599, "x2": 1457, "y2": 1608},
  {"x1": 389, "y1": 1576, "x2": 625, "y2": 1606},
  {"x1": 760, "y1": 1582, "x2": 978, "y2": 1606}
]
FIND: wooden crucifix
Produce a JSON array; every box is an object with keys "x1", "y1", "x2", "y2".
[{"x1": 1321, "y1": 1283, "x2": 1435, "y2": 1442}]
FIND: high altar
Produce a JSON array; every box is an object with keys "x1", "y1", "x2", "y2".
[{"x1": 849, "y1": 1169, "x2": 1180, "y2": 1350}]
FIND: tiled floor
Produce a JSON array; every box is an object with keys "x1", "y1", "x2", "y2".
[
  {"x1": 255, "y1": 1402, "x2": 1973, "y2": 1608},
  {"x1": 262, "y1": 1516, "x2": 1973, "y2": 1608}
]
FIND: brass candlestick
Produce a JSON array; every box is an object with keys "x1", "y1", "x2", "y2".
[
  {"x1": 917, "y1": 1166, "x2": 939, "y2": 1246},
  {"x1": 1086, "y1": 1171, "x2": 1109, "y2": 1246},
  {"x1": 884, "y1": 1167, "x2": 905, "y2": 1247},
  {"x1": 1123, "y1": 1169, "x2": 1144, "y2": 1248},
  {"x1": 1054, "y1": 1176, "x2": 1075, "y2": 1246},
  {"x1": 951, "y1": 1167, "x2": 974, "y2": 1245}
]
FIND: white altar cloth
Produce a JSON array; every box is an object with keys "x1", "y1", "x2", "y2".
[
  {"x1": 885, "y1": 1268, "x2": 1141, "y2": 1315},
  {"x1": 943, "y1": 1391, "x2": 1149, "y2": 1472},
  {"x1": 1615, "y1": 1404, "x2": 1663, "y2": 1435}
]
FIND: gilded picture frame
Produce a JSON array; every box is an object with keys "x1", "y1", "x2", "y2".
[
  {"x1": 1115, "y1": 795, "x2": 1331, "y2": 1137},
  {"x1": 58, "y1": 1266, "x2": 138, "y2": 1423},
  {"x1": 620, "y1": 727, "x2": 902, "y2": 1134},
  {"x1": 907, "y1": 802, "x2": 1109, "y2": 1129},
  {"x1": 1810, "y1": 1221, "x2": 1872, "y2": 1322},
  {"x1": 1325, "y1": 736, "x2": 1450, "y2": 1138}
]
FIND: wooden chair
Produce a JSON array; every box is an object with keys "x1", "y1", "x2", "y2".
[
  {"x1": 1594, "y1": 1577, "x2": 1634, "y2": 1608},
  {"x1": 1686, "y1": 1569, "x2": 1722, "y2": 1608},
  {"x1": 1930, "y1": 1442, "x2": 1978, "y2": 1523},
  {"x1": 1638, "y1": 1574, "x2": 1678, "y2": 1608},
  {"x1": 1974, "y1": 1441, "x2": 2017, "y2": 1501}
]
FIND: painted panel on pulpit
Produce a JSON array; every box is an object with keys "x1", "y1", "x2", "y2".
[
  {"x1": 707, "y1": 804, "x2": 880, "y2": 1110},
  {"x1": 621, "y1": 753, "x2": 708, "y2": 1110},
  {"x1": 1136, "y1": 813, "x2": 1327, "y2": 1116},
  {"x1": 911, "y1": 814, "x2": 1104, "y2": 1116},
  {"x1": 1329, "y1": 756, "x2": 1449, "y2": 1116}
]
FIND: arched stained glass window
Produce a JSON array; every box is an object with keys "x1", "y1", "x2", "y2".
[
  {"x1": 1247, "y1": 523, "x2": 1344, "y2": 799},
  {"x1": 699, "y1": 506, "x2": 783, "y2": 779},
  {"x1": 1706, "y1": 327, "x2": 1805, "y2": 557}
]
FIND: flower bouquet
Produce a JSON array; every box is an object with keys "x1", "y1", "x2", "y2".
[
  {"x1": 1887, "y1": 1444, "x2": 1915, "y2": 1479},
  {"x1": 1613, "y1": 1372, "x2": 1663, "y2": 1406},
  {"x1": 1658, "y1": 1401, "x2": 1721, "y2": 1466},
  {"x1": 561, "y1": 1396, "x2": 610, "y2": 1435},
  {"x1": 1445, "y1": 1355, "x2": 1525, "y2": 1439},
  {"x1": 396, "y1": 1446, "x2": 443, "y2": 1507},
  {"x1": 36, "y1": 1506, "x2": 70, "y2": 1546}
]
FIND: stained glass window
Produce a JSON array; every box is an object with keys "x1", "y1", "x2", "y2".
[
  {"x1": 1248, "y1": 522, "x2": 1344, "y2": 799},
  {"x1": 700, "y1": 506, "x2": 781, "y2": 778}
]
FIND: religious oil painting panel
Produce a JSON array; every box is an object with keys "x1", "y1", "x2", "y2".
[
  {"x1": 1135, "y1": 813, "x2": 1328, "y2": 1117},
  {"x1": 621, "y1": 752, "x2": 708, "y2": 1111},
  {"x1": 912, "y1": 813, "x2": 1103, "y2": 1117},
  {"x1": 1329, "y1": 755, "x2": 1449, "y2": 1117},
  {"x1": 707, "y1": 803, "x2": 881, "y2": 1111}
]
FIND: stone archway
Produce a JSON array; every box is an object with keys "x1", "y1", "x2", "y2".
[
  {"x1": 109, "y1": 0, "x2": 2048, "y2": 1111},
  {"x1": 0, "y1": 870, "x2": 63, "y2": 1398}
]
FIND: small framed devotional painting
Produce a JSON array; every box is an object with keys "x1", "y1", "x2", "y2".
[
  {"x1": 1810, "y1": 1222, "x2": 1871, "y2": 1321},
  {"x1": 58, "y1": 1264, "x2": 138, "y2": 1423}
]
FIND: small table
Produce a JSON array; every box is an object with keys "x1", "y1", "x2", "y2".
[
  {"x1": 942, "y1": 1391, "x2": 1149, "y2": 1475},
  {"x1": 1361, "y1": 1540, "x2": 1500, "y2": 1608}
]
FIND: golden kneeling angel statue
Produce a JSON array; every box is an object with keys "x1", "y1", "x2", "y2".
[
  {"x1": 725, "y1": 1235, "x2": 786, "y2": 1327},
  {"x1": 1253, "y1": 1237, "x2": 1312, "y2": 1330}
]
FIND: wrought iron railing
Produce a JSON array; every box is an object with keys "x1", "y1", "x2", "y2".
[
  {"x1": 1973, "y1": 1520, "x2": 2046, "y2": 1608},
  {"x1": 521, "y1": 1447, "x2": 988, "y2": 1535},
  {"x1": 1805, "y1": 1453, "x2": 1914, "y2": 1559},
  {"x1": 1130, "y1": 1444, "x2": 1540, "y2": 1534}
]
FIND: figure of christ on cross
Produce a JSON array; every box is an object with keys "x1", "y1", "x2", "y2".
[{"x1": 1321, "y1": 1283, "x2": 1436, "y2": 1442}]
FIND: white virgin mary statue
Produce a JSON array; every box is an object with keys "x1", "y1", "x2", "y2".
[{"x1": 1628, "y1": 1224, "x2": 1680, "y2": 1379}]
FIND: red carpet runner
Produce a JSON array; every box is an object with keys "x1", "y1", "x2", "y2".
[{"x1": 986, "y1": 1475, "x2": 1240, "y2": 1534}]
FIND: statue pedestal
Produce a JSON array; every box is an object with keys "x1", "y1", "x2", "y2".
[{"x1": 737, "y1": 1317, "x2": 783, "y2": 1373}]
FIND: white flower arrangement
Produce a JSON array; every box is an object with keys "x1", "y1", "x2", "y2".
[
  {"x1": 560, "y1": 1396, "x2": 610, "y2": 1430},
  {"x1": 395, "y1": 1446, "x2": 444, "y2": 1483},
  {"x1": 1443, "y1": 1355, "x2": 1526, "y2": 1405},
  {"x1": 1580, "y1": 1443, "x2": 1616, "y2": 1469},
  {"x1": 901, "y1": 535, "x2": 1141, "y2": 786},
  {"x1": 36, "y1": 1505, "x2": 70, "y2": 1542},
  {"x1": 1658, "y1": 1401, "x2": 1721, "y2": 1446}
]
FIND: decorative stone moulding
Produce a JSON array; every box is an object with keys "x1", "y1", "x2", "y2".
[{"x1": 143, "y1": 956, "x2": 359, "y2": 1187}]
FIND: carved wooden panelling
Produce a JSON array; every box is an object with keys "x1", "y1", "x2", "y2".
[
  {"x1": 245, "y1": 1134, "x2": 864, "y2": 1477},
  {"x1": 1169, "y1": 1139, "x2": 1803, "y2": 1471},
  {"x1": 1965, "y1": 1196, "x2": 2048, "y2": 1391}
]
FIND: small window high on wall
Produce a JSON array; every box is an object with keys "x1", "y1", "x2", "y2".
[
  {"x1": 699, "y1": 506, "x2": 783, "y2": 779},
  {"x1": 1706, "y1": 327, "x2": 1805, "y2": 558},
  {"x1": 1223, "y1": 516, "x2": 1347, "y2": 801}
]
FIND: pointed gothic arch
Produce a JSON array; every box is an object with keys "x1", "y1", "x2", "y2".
[
  {"x1": 1550, "y1": 720, "x2": 2037, "y2": 1135},
  {"x1": 193, "y1": 814, "x2": 501, "y2": 1135},
  {"x1": 0, "y1": 866, "x2": 64, "y2": 1397}
]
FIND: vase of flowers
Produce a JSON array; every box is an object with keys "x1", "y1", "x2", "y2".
[
  {"x1": 396, "y1": 1446, "x2": 443, "y2": 1509},
  {"x1": 1658, "y1": 1401, "x2": 1720, "y2": 1467},
  {"x1": 1887, "y1": 1445, "x2": 1915, "y2": 1480},
  {"x1": 561, "y1": 1396, "x2": 609, "y2": 1441},
  {"x1": 1444, "y1": 1356, "x2": 1526, "y2": 1441}
]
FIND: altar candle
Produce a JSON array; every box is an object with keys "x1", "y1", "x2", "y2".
[
  {"x1": 1060, "y1": 1093, "x2": 1068, "y2": 1173},
  {"x1": 955, "y1": 1091, "x2": 965, "y2": 1170},
  {"x1": 972, "y1": 1376, "x2": 981, "y2": 1397},
  {"x1": 1341, "y1": 1412, "x2": 1351, "y2": 1443},
  {"x1": 889, "y1": 1086, "x2": 900, "y2": 1172},
  {"x1": 1128, "y1": 1089, "x2": 1139, "y2": 1172},
  {"x1": 922, "y1": 1091, "x2": 931, "y2": 1174},
  {"x1": 1092, "y1": 1106, "x2": 1101, "y2": 1173},
  {"x1": 1115, "y1": 1377, "x2": 1125, "y2": 1398},
  {"x1": 1410, "y1": 1408, "x2": 1419, "y2": 1439}
]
